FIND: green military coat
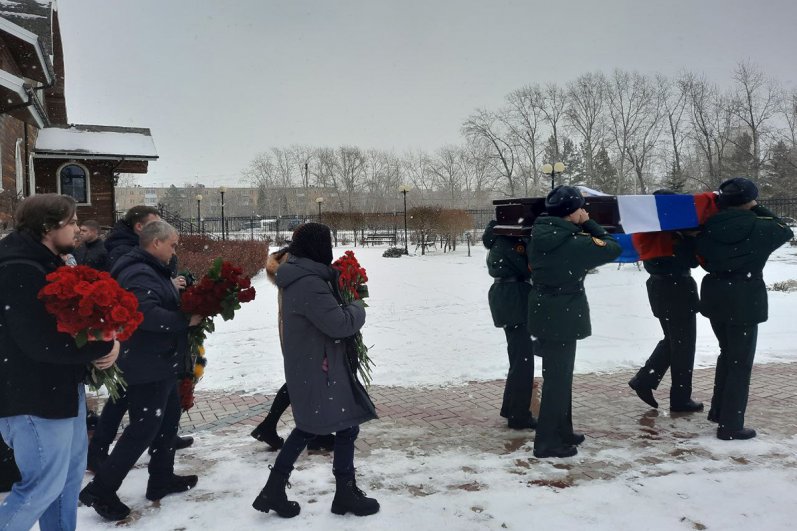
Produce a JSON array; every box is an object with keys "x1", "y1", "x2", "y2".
[
  {"x1": 526, "y1": 217, "x2": 621, "y2": 340},
  {"x1": 483, "y1": 220, "x2": 531, "y2": 327},
  {"x1": 697, "y1": 205, "x2": 793, "y2": 324}
]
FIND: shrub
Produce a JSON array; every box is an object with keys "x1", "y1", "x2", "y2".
[
  {"x1": 382, "y1": 247, "x2": 405, "y2": 258},
  {"x1": 770, "y1": 279, "x2": 797, "y2": 292},
  {"x1": 177, "y1": 235, "x2": 269, "y2": 278}
]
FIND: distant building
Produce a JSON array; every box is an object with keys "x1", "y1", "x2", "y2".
[{"x1": 0, "y1": 1, "x2": 157, "y2": 227}]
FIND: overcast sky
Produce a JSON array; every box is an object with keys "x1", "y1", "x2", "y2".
[{"x1": 58, "y1": 0, "x2": 797, "y2": 187}]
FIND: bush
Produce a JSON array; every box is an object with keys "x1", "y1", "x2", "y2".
[
  {"x1": 382, "y1": 247, "x2": 405, "y2": 258},
  {"x1": 177, "y1": 235, "x2": 269, "y2": 279},
  {"x1": 770, "y1": 279, "x2": 797, "y2": 292}
]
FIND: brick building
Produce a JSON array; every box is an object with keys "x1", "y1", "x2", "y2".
[{"x1": 0, "y1": 1, "x2": 157, "y2": 228}]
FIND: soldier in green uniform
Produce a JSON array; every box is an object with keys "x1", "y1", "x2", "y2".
[
  {"x1": 697, "y1": 177, "x2": 793, "y2": 440},
  {"x1": 483, "y1": 220, "x2": 536, "y2": 430},
  {"x1": 527, "y1": 186, "x2": 621, "y2": 458},
  {"x1": 628, "y1": 190, "x2": 704, "y2": 413}
]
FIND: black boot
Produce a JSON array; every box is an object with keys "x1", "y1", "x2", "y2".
[
  {"x1": 175, "y1": 435, "x2": 194, "y2": 450},
  {"x1": 565, "y1": 432, "x2": 586, "y2": 446},
  {"x1": 670, "y1": 399, "x2": 704, "y2": 413},
  {"x1": 533, "y1": 445, "x2": 578, "y2": 459},
  {"x1": 79, "y1": 480, "x2": 131, "y2": 521},
  {"x1": 308, "y1": 433, "x2": 335, "y2": 451},
  {"x1": 251, "y1": 418, "x2": 284, "y2": 450},
  {"x1": 145, "y1": 473, "x2": 198, "y2": 501},
  {"x1": 253, "y1": 466, "x2": 300, "y2": 518},
  {"x1": 717, "y1": 427, "x2": 756, "y2": 441},
  {"x1": 628, "y1": 376, "x2": 658, "y2": 408},
  {"x1": 331, "y1": 476, "x2": 380, "y2": 516},
  {"x1": 507, "y1": 416, "x2": 537, "y2": 430}
]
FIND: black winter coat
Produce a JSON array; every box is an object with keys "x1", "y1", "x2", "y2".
[
  {"x1": 0, "y1": 232, "x2": 114, "y2": 419},
  {"x1": 74, "y1": 238, "x2": 109, "y2": 271},
  {"x1": 111, "y1": 248, "x2": 191, "y2": 385},
  {"x1": 105, "y1": 220, "x2": 139, "y2": 270}
]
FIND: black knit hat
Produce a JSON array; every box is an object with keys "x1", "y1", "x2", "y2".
[
  {"x1": 717, "y1": 177, "x2": 758, "y2": 208},
  {"x1": 545, "y1": 185, "x2": 585, "y2": 217},
  {"x1": 287, "y1": 223, "x2": 333, "y2": 265}
]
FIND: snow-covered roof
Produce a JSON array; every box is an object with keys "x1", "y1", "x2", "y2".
[
  {"x1": 34, "y1": 125, "x2": 159, "y2": 160},
  {"x1": 0, "y1": 14, "x2": 53, "y2": 84},
  {"x1": 0, "y1": 68, "x2": 45, "y2": 127},
  {"x1": 0, "y1": 0, "x2": 52, "y2": 55}
]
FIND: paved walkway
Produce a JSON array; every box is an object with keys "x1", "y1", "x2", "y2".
[{"x1": 177, "y1": 362, "x2": 797, "y2": 469}]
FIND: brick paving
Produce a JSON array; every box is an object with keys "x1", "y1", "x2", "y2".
[{"x1": 174, "y1": 362, "x2": 797, "y2": 463}]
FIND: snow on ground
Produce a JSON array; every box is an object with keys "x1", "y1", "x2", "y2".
[
  {"x1": 70, "y1": 426, "x2": 797, "y2": 530},
  {"x1": 202, "y1": 243, "x2": 797, "y2": 393}
]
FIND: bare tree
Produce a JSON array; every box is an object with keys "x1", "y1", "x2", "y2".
[
  {"x1": 401, "y1": 149, "x2": 434, "y2": 198},
  {"x1": 336, "y1": 146, "x2": 366, "y2": 211},
  {"x1": 462, "y1": 108, "x2": 517, "y2": 196},
  {"x1": 539, "y1": 83, "x2": 568, "y2": 162},
  {"x1": 429, "y1": 145, "x2": 464, "y2": 207},
  {"x1": 624, "y1": 75, "x2": 665, "y2": 194},
  {"x1": 686, "y1": 75, "x2": 735, "y2": 189},
  {"x1": 778, "y1": 88, "x2": 797, "y2": 149},
  {"x1": 731, "y1": 61, "x2": 779, "y2": 177},
  {"x1": 460, "y1": 138, "x2": 497, "y2": 208},
  {"x1": 504, "y1": 85, "x2": 545, "y2": 195},
  {"x1": 565, "y1": 72, "x2": 606, "y2": 181},
  {"x1": 660, "y1": 74, "x2": 691, "y2": 187}
]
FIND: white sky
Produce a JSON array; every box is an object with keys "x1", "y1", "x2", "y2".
[{"x1": 58, "y1": 0, "x2": 797, "y2": 187}]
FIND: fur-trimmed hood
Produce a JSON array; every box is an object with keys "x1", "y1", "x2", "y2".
[{"x1": 266, "y1": 248, "x2": 290, "y2": 285}]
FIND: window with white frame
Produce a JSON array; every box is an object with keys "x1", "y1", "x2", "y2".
[
  {"x1": 15, "y1": 139, "x2": 24, "y2": 197},
  {"x1": 57, "y1": 162, "x2": 90, "y2": 204}
]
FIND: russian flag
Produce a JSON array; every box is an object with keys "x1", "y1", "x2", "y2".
[{"x1": 616, "y1": 192, "x2": 717, "y2": 234}]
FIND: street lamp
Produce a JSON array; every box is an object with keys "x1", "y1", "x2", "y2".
[
  {"x1": 219, "y1": 186, "x2": 226, "y2": 240},
  {"x1": 195, "y1": 194, "x2": 203, "y2": 234},
  {"x1": 541, "y1": 162, "x2": 566, "y2": 191},
  {"x1": 399, "y1": 184, "x2": 411, "y2": 255},
  {"x1": 315, "y1": 196, "x2": 324, "y2": 218}
]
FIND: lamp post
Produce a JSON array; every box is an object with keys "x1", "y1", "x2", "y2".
[
  {"x1": 399, "y1": 184, "x2": 411, "y2": 255},
  {"x1": 541, "y1": 162, "x2": 566, "y2": 191},
  {"x1": 195, "y1": 194, "x2": 203, "y2": 234},
  {"x1": 315, "y1": 196, "x2": 324, "y2": 219},
  {"x1": 219, "y1": 186, "x2": 226, "y2": 240}
]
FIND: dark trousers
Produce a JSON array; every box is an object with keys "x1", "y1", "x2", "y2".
[
  {"x1": 500, "y1": 325, "x2": 535, "y2": 423},
  {"x1": 273, "y1": 425, "x2": 359, "y2": 480},
  {"x1": 709, "y1": 320, "x2": 758, "y2": 431},
  {"x1": 89, "y1": 388, "x2": 129, "y2": 455},
  {"x1": 93, "y1": 379, "x2": 181, "y2": 492},
  {"x1": 634, "y1": 311, "x2": 697, "y2": 405},
  {"x1": 259, "y1": 383, "x2": 290, "y2": 426},
  {"x1": 534, "y1": 339, "x2": 577, "y2": 452}
]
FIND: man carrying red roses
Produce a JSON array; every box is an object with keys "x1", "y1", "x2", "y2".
[
  {"x1": 80, "y1": 221, "x2": 202, "y2": 521},
  {"x1": 0, "y1": 194, "x2": 120, "y2": 531}
]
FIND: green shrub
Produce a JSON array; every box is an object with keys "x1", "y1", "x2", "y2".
[{"x1": 382, "y1": 247, "x2": 405, "y2": 258}]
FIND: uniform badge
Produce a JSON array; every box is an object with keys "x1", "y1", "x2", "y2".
[
  {"x1": 515, "y1": 244, "x2": 525, "y2": 254},
  {"x1": 591, "y1": 237, "x2": 607, "y2": 247}
]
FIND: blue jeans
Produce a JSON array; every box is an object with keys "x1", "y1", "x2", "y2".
[{"x1": 0, "y1": 385, "x2": 87, "y2": 531}]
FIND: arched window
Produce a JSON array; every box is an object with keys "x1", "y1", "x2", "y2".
[{"x1": 57, "y1": 162, "x2": 90, "y2": 204}]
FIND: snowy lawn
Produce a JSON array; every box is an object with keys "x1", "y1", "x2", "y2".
[{"x1": 201, "y1": 242, "x2": 797, "y2": 392}]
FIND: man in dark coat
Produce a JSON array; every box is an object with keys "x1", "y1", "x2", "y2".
[
  {"x1": 628, "y1": 190, "x2": 704, "y2": 413},
  {"x1": 252, "y1": 223, "x2": 379, "y2": 519},
  {"x1": 80, "y1": 221, "x2": 203, "y2": 521},
  {"x1": 527, "y1": 186, "x2": 621, "y2": 458},
  {"x1": 696, "y1": 177, "x2": 793, "y2": 441},
  {"x1": 74, "y1": 219, "x2": 109, "y2": 271},
  {"x1": 483, "y1": 220, "x2": 536, "y2": 430},
  {"x1": 104, "y1": 205, "x2": 161, "y2": 269},
  {"x1": 0, "y1": 194, "x2": 119, "y2": 531}
]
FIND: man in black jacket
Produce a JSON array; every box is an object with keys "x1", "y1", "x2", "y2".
[
  {"x1": 104, "y1": 205, "x2": 161, "y2": 269},
  {"x1": 74, "y1": 219, "x2": 109, "y2": 271},
  {"x1": 80, "y1": 221, "x2": 203, "y2": 521},
  {"x1": 0, "y1": 194, "x2": 119, "y2": 531}
]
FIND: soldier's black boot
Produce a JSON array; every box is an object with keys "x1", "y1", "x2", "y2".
[
  {"x1": 670, "y1": 399, "x2": 704, "y2": 413},
  {"x1": 565, "y1": 432, "x2": 586, "y2": 446},
  {"x1": 252, "y1": 466, "x2": 300, "y2": 518},
  {"x1": 331, "y1": 476, "x2": 380, "y2": 516},
  {"x1": 628, "y1": 376, "x2": 658, "y2": 408},
  {"x1": 717, "y1": 427, "x2": 756, "y2": 440},
  {"x1": 146, "y1": 473, "x2": 198, "y2": 501}
]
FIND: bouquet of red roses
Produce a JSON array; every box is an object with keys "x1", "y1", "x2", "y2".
[
  {"x1": 177, "y1": 258, "x2": 256, "y2": 410},
  {"x1": 332, "y1": 250, "x2": 374, "y2": 386},
  {"x1": 38, "y1": 265, "x2": 143, "y2": 401}
]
